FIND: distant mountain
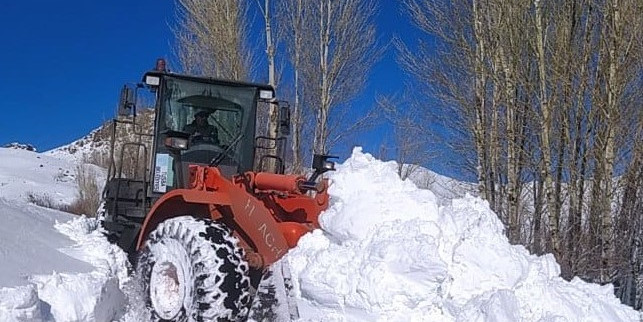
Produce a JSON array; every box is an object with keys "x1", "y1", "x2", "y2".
[{"x1": 3, "y1": 142, "x2": 37, "y2": 152}]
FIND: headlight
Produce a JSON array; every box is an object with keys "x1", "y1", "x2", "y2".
[
  {"x1": 145, "y1": 75, "x2": 160, "y2": 86},
  {"x1": 259, "y1": 89, "x2": 274, "y2": 99}
]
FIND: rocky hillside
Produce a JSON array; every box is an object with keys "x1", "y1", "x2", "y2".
[
  {"x1": 46, "y1": 109, "x2": 156, "y2": 176},
  {"x1": 45, "y1": 109, "x2": 155, "y2": 181}
]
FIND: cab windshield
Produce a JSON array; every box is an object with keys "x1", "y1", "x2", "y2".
[{"x1": 157, "y1": 77, "x2": 257, "y2": 166}]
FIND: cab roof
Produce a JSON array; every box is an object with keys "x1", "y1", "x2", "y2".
[{"x1": 143, "y1": 70, "x2": 275, "y2": 92}]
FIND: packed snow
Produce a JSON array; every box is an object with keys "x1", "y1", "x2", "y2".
[{"x1": 0, "y1": 146, "x2": 640, "y2": 321}]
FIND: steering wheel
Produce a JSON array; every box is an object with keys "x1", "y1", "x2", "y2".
[
  {"x1": 189, "y1": 133, "x2": 218, "y2": 145},
  {"x1": 185, "y1": 137, "x2": 236, "y2": 164}
]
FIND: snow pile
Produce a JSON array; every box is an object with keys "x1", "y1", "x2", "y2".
[
  {"x1": 288, "y1": 148, "x2": 640, "y2": 321},
  {"x1": 30, "y1": 217, "x2": 130, "y2": 321}
]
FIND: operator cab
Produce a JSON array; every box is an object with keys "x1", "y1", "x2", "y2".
[
  {"x1": 150, "y1": 75, "x2": 255, "y2": 192},
  {"x1": 102, "y1": 60, "x2": 289, "y2": 254},
  {"x1": 141, "y1": 70, "x2": 282, "y2": 194}
]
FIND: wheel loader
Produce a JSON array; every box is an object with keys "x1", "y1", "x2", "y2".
[{"x1": 100, "y1": 59, "x2": 335, "y2": 321}]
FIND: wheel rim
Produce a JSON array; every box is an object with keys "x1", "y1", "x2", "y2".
[
  {"x1": 141, "y1": 217, "x2": 251, "y2": 321},
  {"x1": 149, "y1": 240, "x2": 190, "y2": 320}
]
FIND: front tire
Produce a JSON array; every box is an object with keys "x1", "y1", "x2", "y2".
[{"x1": 137, "y1": 216, "x2": 251, "y2": 321}]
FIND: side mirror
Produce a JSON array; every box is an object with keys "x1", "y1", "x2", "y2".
[
  {"x1": 312, "y1": 154, "x2": 337, "y2": 173},
  {"x1": 118, "y1": 84, "x2": 136, "y2": 116},
  {"x1": 299, "y1": 154, "x2": 338, "y2": 192},
  {"x1": 308, "y1": 154, "x2": 338, "y2": 182},
  {"x1": 279, "y1": 103, "x2": 291, "y2": 136}
]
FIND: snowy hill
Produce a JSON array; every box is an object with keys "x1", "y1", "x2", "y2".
[
  {"x1": 0, "y1": 148, "x2": 92, "y2": 206},
  {"x1": 0, "y1": 146, "x2": 640, "y2": 321}
]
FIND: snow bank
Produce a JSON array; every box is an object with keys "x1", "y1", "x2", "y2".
[
  {"x1": 0, "y1": 147, "x2": 128, "y2": 321},
  {"x1": 1, "y1": 145, "x2": 640, "y2": 321},
  {"x1": 0, "y1": 208, "x2": 129, "y2": 321},
  {"x1": 287, "y1": 148, "x2": 640, "y2": 321},
  {"x1": 32, "y1": 217, "x2": 130, "y2": 321},
  {"x1": 0, "y1": 285, "x2": 44, "y2": 321},
  {"x1": 0, "y1": 200, "x2": 91, "y2": 288}
]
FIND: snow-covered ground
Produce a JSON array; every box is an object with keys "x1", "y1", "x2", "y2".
[
  {"x1": 0, "y1": 148, "x2": 127, "y2": 321},
  {"x1": 0, "y1": 148, "x2": 79, "y2": 205},
  {"x1": 0, "y1": 146, "x2": 640, "y2": 321}
]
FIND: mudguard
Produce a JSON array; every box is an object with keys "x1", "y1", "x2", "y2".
[{"x1": 136, "y1": 166, "x2": 292, "y2": 267}]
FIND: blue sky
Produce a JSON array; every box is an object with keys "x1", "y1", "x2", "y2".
[
  {"x1": 0, "y1": 1, "x2": 468, "y2": 180},
  {"x1": 0, "y1": 1, "x2": 174, "y2": 149}
]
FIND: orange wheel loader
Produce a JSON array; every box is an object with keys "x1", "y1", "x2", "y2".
[{"x1": 99, "y1": 59, "x2": 335, "y2": 321}]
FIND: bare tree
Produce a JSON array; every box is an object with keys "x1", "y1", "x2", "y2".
[
  {"x1": 278, "y1": 0, "x2": 380, "y2": 160},
  {"x1": 174, "y1": 0, "x2": 251, "y2": 79},
  {"x1": 278, "y1": 0, "x2": 316, "y2": 173},
  {"x1": 256, "y1": 0, "x2": 281, "y2": 172},
  {"x1": 400, "y1": 0, "x2": 643, "y2": 305},
  {"x1": 614, "y1": 110, "x2": 643, "y2": 307},
  {"x1": 531, "y1": 0, "x2": 562, "y2": 258},
  {"x1": 376, "y1": 94, "x2": 436, "y2": 180},
  {"x1": 398, "y1": 0, "x2": 479, "y2": 185},
  {"x1": 312, "y1": 0, "x2": 379, "y2": 154},
  {"x1": 595, "y1": 0, "x2": 641, "y2": 283}
]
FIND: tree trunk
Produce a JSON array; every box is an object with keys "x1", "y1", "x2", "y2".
[
  {"x1": 263, "y1": 0, "x2": 280, "y2": 172},
  {"x1": 498, "y1": 43, "x2": 520, "y2": 244},
  {"x1": 599, "y1": 0, "x2": 621, "y2": 283},
  {"x1": 532, "y1": 174, "x2": 544, "y2": 255},
  {"x1": 472, "y1": 0, "x2": 490, "y2": 202},
  {"x1": 534, "y1": 0, "x2": 560, "y2": 259},
  {"x1": 314, "y1": 0, "x2": 331, "y2": 154}
]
